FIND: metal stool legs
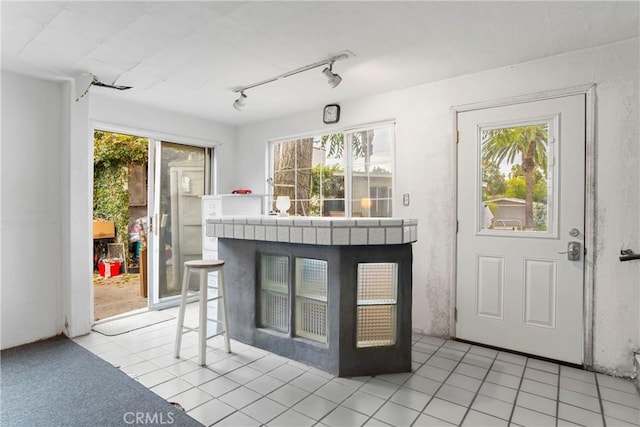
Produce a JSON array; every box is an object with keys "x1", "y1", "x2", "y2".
[{"x1": 174, "y1": 260, "x2": 230, "y2": 366}]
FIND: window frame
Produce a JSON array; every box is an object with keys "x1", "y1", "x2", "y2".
[{"x1": 266, "y1": 121, "x2": 396, "y2": 218}]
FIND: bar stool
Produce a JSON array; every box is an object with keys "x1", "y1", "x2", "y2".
[{"x1": 174, "y1": 259, "x2": 231, "y2": 366}]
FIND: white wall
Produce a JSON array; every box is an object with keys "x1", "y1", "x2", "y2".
[
  {"x1": 1, "y1": 71, "x2": 65, "y2": 348},
  {"x1": 0, "y1": 74, "x2": 237, "y2": 348},
  {"x1": 60, "y1": 78, "x2": 92, "y2": 339},
  {"x1": 90, "y1": 94, "x2": 236, "y2": 193},
  {"x1": 235, "y1": 38, "x2": 640, "y2": 375}
]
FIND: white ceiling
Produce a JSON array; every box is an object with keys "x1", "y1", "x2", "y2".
[{"x1": 2, "y1": 1, "x2": 639, "y2": 126}]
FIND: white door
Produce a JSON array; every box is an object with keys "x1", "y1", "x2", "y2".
[{"x1": 456, "y1": 94, "x2": 585, "y2": 364}]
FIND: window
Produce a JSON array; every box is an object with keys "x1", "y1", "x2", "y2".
[
  {"x1": 479, "y1": 121, "x2": 555, "y2": 234},
  {"x1": 269, "y1": 123, "x2": 394, "y2": 217}
]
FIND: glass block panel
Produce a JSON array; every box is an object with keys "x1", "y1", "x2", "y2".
[
  {"x1": 294, "y1": 258, "x2": 328, "y2": 343},
  {"x1": 295, "y1": 298, "x2": 327, "y2": 343},
  {"x1": 260, "y1": 254, "x2": 289, "y2": 333},
  {"x1": 357, "y1": 263, "x2": 398, "y2": 304},
  {"x1": 357, "y1": 262, "x2": 398, "y2": 348},
  {"x1": 357, "y1": 305, "x2": 397, "y2": 347},
  {"x1": 261, "y1": 255, "x2": 289, "y2": 293},
  {"x1": 260, "y1": 291, "x2": 289, "y2": 333},
  {"x1": 296, "y1": 258, "x2": 328, "y2": 301}
]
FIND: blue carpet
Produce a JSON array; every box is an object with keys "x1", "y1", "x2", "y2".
[{"x1": 1, "y1": 335, "x2": 202, "y2": 427}]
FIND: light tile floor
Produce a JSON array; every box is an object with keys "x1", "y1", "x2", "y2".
[{"x1": 74, "y1": 304, "x2": 640, "y2": 427}]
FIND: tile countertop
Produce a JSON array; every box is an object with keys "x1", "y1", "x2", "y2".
[{"x1": 205, "y1": 216, "x2": 418, "y2": 246}]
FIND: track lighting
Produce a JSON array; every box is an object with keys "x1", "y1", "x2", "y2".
[
  {"x1": 322, "y1": 63, "x2": 342, "y2": 88},
  {"x1": 231, "y1": 51, "x2": 353, "y2": 110},
  {"x1": 233, "y1": 91, "x2": 247, "y2": 111}
]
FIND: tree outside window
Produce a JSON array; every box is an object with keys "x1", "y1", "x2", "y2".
[
  {"x1": 481, "y1": 124, "x2": 550, "y2": 231},
  {"x1": 271, "y1": 124, "x2": 394, "y2": 217}
]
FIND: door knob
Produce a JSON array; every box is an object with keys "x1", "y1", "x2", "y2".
[{"x1": 558, "y1": 241, "x2": 581, "y2": 261}]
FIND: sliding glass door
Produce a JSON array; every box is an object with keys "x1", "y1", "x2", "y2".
[{"x1": 148, "y1": 141, "x2": 211, "y2": 309}]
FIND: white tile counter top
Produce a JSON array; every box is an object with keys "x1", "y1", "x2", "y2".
[{"x1": 205, "y1": 216, "x2": 418, "y2": 245}]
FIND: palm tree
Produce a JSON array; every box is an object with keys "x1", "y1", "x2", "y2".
[
  {"x1": 482, "y1": 124, "x2": 548, "y2": 230},
  {"x1": 320, "y1": 130, "x2": 374, "y2": 161}
]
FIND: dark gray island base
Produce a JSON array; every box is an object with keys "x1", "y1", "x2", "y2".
[{"x1": 218, "y1": 238, "x2": 413, "y2": 377}]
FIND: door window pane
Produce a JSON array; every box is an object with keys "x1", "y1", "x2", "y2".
[{"x1": 480, "y1": 123, "x2": 552, "y2": 233}]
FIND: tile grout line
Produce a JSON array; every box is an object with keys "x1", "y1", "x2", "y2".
[
  {"x1": 310, "y1": 381, "x2": 367, "y2": 426},
  {"x1": 95, "y1": 330, "x2": 382, "y2": 425},
  {"x1": 283, "y1": 363, "x2": 372, "y2": 425},
  {"x1": 353, "y1": 337, "x2": 449, "y2": 427},
  {"x1": 183, "y1": 342, "x2": 338, "y2": 425},
  {"x1": 594, "y1": 374, "x2": 608, "y2": 427},
  {"x1": 228, "y1": 362, "x2": 321, "y2": 426},
  {"x1": 408, "y1": 340, "x2": 478, "y2": 426},
  {"x1": 122, "y1": 331, "x2": 403, "y2": 425},
  {"x1": 552, "y1": 365, "x2": 624, "y2": 420},
  {"x1": 80, "y1": 327, "x2": 640, "y2": 427},
  {"x1": 106, "y1": 327, "x2": 417, "y2": 424},
  {"x1": 506, "y1": 356, "x2": 529, "y2": 426},
  {"x1": 554, "y1": 368, "x2": 623, "y2": 426},
  {"x1": 457, "y1": 351, "x2": 500, "y2": 425},
  {"x1": 407, "y1": 339, "x2": 454, "y2": 426},
  {"x1": 174, "y1": 346, "x2": 303, "y2": 425},
  {"x1": 286, "y1": 373, "x2": 370, "y2": 426},
  {"x1": 505, "y1": 363, "x2": 607, "y2": 425}
]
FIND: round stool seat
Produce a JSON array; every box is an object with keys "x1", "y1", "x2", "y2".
[{"x1": 184, "y1": 259, "x2": 225, "y2": 269}]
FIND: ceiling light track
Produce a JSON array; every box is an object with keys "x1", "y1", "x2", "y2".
[{"x1": 232, "y1": 51, "x2": 353, "y2": 110}]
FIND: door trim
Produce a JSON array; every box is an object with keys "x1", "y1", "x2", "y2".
[{"x1": 450, "y1": 84, "x2": 596, "y2": 368}]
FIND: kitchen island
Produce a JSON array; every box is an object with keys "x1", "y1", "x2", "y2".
[{"x1": 205, "y1": 216, "x2": 417, "y2": 377}]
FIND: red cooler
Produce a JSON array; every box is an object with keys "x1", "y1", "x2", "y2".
[{"x1": 98, "y1": 260, "x2": 121, "y2": 277}]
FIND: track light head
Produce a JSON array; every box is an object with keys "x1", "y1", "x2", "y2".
[
  {"x1": 322, "y1": 63, "x2": 342, "y2": 88},
  {"x1": 233, "y1": 91, "x2": 247, "y2": 111}
]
